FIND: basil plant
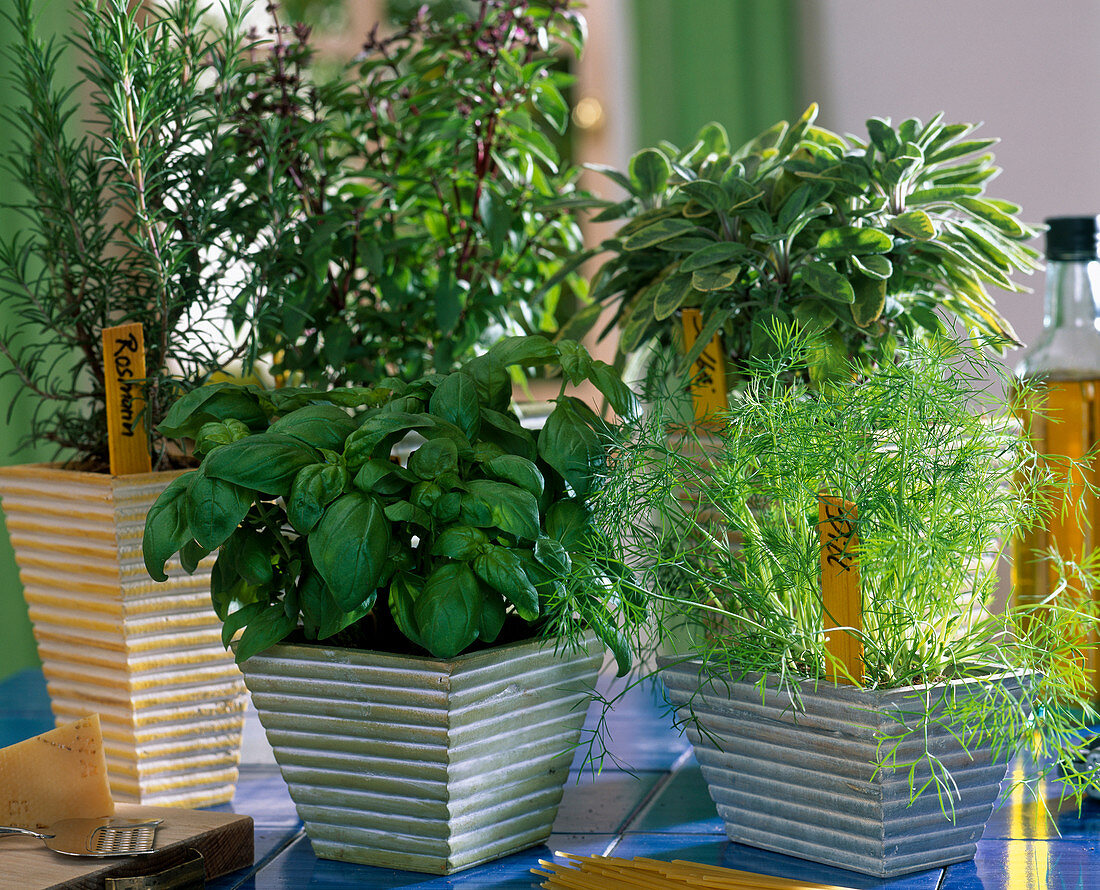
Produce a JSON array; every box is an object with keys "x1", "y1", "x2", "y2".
[{"x1": 142, "y1": 336, "x2": 643, "y2": 672}]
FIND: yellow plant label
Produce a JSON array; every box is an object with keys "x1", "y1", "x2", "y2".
[
  {"x1": 680, "y1": 308, "x2": 727, "y2": 423},
  {"x1": 818, "y1": 494, "x2": 864, "y2": 684},
  {"x1": 102, "y1": 322, "x2": 152, "y2": 476}
]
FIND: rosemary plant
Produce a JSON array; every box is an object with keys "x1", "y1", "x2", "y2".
[
  {"x1": 586, "y1": 328, "x2": 1100, "y2": 803},
  {"x1": 0, "y1": 0, "x2": 265, "y2": 467}
]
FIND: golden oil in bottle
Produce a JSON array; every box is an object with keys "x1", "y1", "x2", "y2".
[
  {"x1": 1013, "y1": 379, "x2": 1100, "y2": 698},
  {"x1": 1014, "y1": 216, "x2": 1100, "y2": 701}
]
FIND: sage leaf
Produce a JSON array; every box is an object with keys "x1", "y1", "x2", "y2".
[
  {"x1": 691, "y1": 266, "x2": 740, "y2": 292},
  {"x1": 652, "y1": 273, "x2": 695, "y2": 321},
  {"x1": 628, "y1": 147, "x2": 671, "y2": 196},
  {"x1": 816, "y1": 226, "x2": 893, "y2": 254},
  {"x1": 891, "y1": 210, "x2": 936, "y2": 240},
  {"x1": 680, "y1": 241, "x2": 750, "y2": 273},
  {"x1": 801, "y1": 262, "x2": 856, "y2": 304},
  {"x1": 622, "y1": 217, "x2": 700, "y2": 251}
]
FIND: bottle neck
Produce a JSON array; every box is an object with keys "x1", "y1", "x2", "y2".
[{"x1": 1044, "y1": 259, "x2": 1100, "y2": 331}]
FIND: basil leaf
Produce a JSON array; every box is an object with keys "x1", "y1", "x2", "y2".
[
  {"x1": 388, "y1": 572, "x2": 423, "y2": 647},
  {"x1": 408, "y1": 437, "x2": 459, "y2": 480},
  {"x1": 428, "y1": 371, "x2": 481, "y2": 441},
  {"x1": 546, "y1": 499, "x2": 590, "y2": 549},
  {"x1": 465, "y1": 479, "x2": 541, "y2": 541},
  {"x1": 352, "y1": 459, "x2": 416, "y2": 496},
  {"x1": 431, "y1": 526, "x2": 490, "y2": 561},
  {"x1": 414, "y1": 563, "x2": 481, "y2": 658},
  {"x1": 537, "y1": 401, "x2": 604, "y2": 498},
  {"x1": 203, "y1": 433, "x2": 321, "y2": 496},
  {"x1": 142, "y1": 473, "x2": 196, "y2": 582},
  {"x1": 287, "y1": 461, "x2": 348, "y2": 534},
  {"x1": 482, "y1": 455, "x2": 544, "y2": 498},
  {"x1": 474, "y1": 545, "x2": 539, "y2": 621},
  {"x1": 309, "y1": 492, "x2": 390, "y2": 610},
  {"x1": 269, "y1": 404, "x2": 357, "y2": 451},
  {"x1": 234, "y1": 602, "x2": 299, "y2": 662},
  {"x1": 184, "y1": 467, "x2": 252, "y2": 550}
]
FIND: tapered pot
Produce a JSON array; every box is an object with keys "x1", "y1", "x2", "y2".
[
  {"x1": 237, "y1": 631, "x2": 603, "y2": 875},
  {"x1": 659, "y1": 658, "x2": 1023, "y2": 878},
  {"x1": 0, "y1": 463, "x2": 246, "y2": 807}
]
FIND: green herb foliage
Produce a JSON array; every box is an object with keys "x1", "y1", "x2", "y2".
[
  {"x1": 586, "y1": 328, "x2": 1100, "y2": 804},
  {"x1": 232, "y1": 0, "x2": 592, "y2": 387},
  {"x1": 568, "y1": 105, "x2": 1041, "y2": 386},
  {"x1": 0, "y1": 0, "x2": 263, "y2": 466},
  {"x1": 143, "y1": 335, "x2": 645, "y2": 672}
]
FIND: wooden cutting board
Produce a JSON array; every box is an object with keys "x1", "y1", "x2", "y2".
[{"x1": 0, "y1": 804, "x2": 254, "y2": 890}]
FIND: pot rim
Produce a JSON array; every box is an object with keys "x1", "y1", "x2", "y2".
[
  {"x1": 657, "y1": 654, "x2": 1032, "y2": 701},
  {"x1": 234, "y1": 626, "x2": 601, "y2": 671},
  {"x1": 0, "y1": 460, "x2": 188, "y2": 484}
]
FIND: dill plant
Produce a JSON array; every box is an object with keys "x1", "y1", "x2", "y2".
[{"x1": 587, "y1": 327, "x2": 1100, "y2": 801}]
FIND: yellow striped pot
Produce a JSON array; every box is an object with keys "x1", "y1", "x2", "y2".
[{"x1": 0, "y1": 463, "x2": 246, "y2": 807}]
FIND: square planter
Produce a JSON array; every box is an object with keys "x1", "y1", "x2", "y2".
[
  {"x1": 0, "y1": 464, "x2": 247, "y2": 807},
  {"x1": 659, "y1": 658, "x2": 1022, "y2": 878},
  {"x1": 237, "y1": 631, "x2": 603, "y2": 874}
]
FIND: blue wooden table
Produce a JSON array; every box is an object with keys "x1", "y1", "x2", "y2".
[{"x1": 1, "y1": 668, "x2": 1098, "y2": 889}]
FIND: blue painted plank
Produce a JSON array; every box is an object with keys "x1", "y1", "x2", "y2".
[
  {"x1": 573, "y1": 676, "x2": 690, "y2": 772},
  {"x1": 626, "y1": 761, "x2": 726, "y2": 834},
  {"x1": 210, "y1": 764, "x2": 302, "y2": 829},
  {"x1": 248, "y1": 833, "x2": 618, "y2": 888},
  {"x1": 939, "y1": 839, "x2": 1100, "y2": 890},
  {"x1": 555, "y1": 769, "x2": 664, "y2": 834}
]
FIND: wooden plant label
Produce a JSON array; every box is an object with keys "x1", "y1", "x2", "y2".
[
  {"x1": 818, "y1": 494, "x2": 864, "y2": 684},
  {"x1": 681, "y1": 308, "x2": 728, "y2": 423},
  {"x1": 102, "y1": 322, "x2": 152, "y2": 476}
]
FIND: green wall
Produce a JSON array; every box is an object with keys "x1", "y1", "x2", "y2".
[
  {"x1": 632, "y1": 0, "x2": 800, "y2": 151},
  {"x1": 0, "y1": 0, "x2": 72, "y2": 681}
]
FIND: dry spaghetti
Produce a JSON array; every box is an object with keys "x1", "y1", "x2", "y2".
[{"x1": 532, "y1": 852, "x2": 858, "y2": 889}]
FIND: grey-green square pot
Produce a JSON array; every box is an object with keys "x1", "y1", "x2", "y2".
[
  {"x1": 238, "y1": 632, "x2": 602, "y2": 874},
  {"x1": 659, "y1": 658, "x2": 1022, "y2": 878}
]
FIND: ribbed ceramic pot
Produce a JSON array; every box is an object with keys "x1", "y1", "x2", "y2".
[
  {"x1": 0, "y1": 463, "x2": 247, "y2": 807},
  {"x1": 659, "y1": 658, "x2": 1022, "y2": 878},
  {"x1": 237, "y1": 631, "x2": 603, "y2": 874}
]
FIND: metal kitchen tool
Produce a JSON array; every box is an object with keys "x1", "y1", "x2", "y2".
[{"x1": 0, "y1": 817, "x2": 162, "y2": 857}]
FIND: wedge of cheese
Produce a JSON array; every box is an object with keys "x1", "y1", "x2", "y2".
[{"x1": 0, "y1": 714, "x2": 114, "y2": 829}]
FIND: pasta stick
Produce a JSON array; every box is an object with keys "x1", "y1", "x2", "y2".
[{"x1": 533, "y1": 853, "x2": 858, "y2": 890}]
